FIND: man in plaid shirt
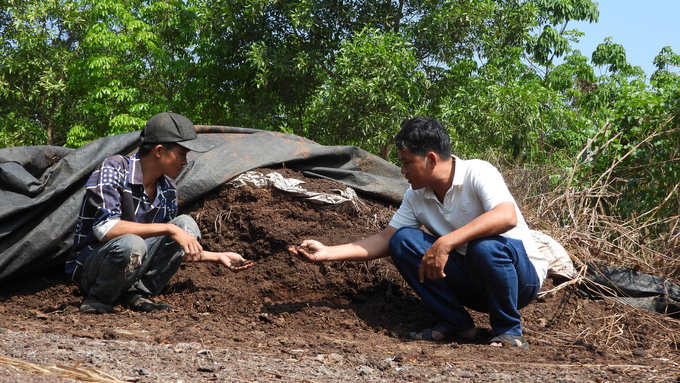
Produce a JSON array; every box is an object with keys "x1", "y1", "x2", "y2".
[{"x1": 67, "y1": 112, "x2": 252, "y2": 314}]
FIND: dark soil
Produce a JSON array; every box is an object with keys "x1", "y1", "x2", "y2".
[{"x1": 0, "y1": 167, "x2": 678, "y2": 382}]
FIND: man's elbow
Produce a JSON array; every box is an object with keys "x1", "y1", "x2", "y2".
[
  {"x1": 498, "y1": 202, "x2": 517, "y2": 231},
  {"x1": 504, "y1": 215, "x2": 517, "y2": 231}
]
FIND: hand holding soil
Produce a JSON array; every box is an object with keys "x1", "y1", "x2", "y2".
[
  {"x1": 186, "y1": 250, "x2": 253, "y2": 272},
  {"x1": 289, "y1": 240, "x2": 326, "y2": 262},
  {"x1": 219, "y1": 252, "x2": 253, "y2": 272}
]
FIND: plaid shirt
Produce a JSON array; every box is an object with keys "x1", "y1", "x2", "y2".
[{"x1": 65, "y1": 153, "x2": 178, "y2": 280}]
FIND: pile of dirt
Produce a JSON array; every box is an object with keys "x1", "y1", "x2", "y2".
[{"x1": 0, "y1": 166, "x2": 678, "y2": 382}]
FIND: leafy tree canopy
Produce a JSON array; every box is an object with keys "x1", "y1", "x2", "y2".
[{"x1": 2, "y1": 0, "x2": 678, "y2": 231}]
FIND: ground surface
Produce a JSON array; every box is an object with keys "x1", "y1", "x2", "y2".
[{"x1": 0, "y1": 167, "x2": 678, "y2": 382}]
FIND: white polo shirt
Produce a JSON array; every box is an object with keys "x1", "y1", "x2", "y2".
[{"x1": 389, "y1": 156, "x2": 549, "y2": 285}]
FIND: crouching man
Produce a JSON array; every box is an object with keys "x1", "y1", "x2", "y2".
[
  {"x1": 290, "y1": 117, "x2": 548, "y2": 348},
  {"x1": 66, "y1": 112, "x2": 253, "y2": 314}
]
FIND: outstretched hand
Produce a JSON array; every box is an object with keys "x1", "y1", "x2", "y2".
[
  {"x1": 184, "y1": 250, "x2": 253, "y2": 272},
  {"x1": 215, "y1": 251, "x2": 253, "y2": 272},
  {"x1": 288, "y1": 240, "x2": 327, "y2": 263}
]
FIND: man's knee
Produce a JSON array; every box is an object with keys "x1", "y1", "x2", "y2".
[
  {"x1": 171, "y1": 214, "x2": 200, "y2": 239},
  {"x1": 465, "y1": 237, "x2": 508, "y2": 269},
  {"x1": 388, "y1": 226, "x2": 410, "y2": 250},
  {"x1": 389, "y1": 227, "x2": 419, "y2": 262},
  {"x1": 103, "y1": 234, "x2": 146, "y2": 274},
  {"x1": 110, "y1": 234, "x2": 146, "y2": 258}
]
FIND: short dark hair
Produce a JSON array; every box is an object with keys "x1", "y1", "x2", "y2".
[
  {"x1": 394, "y1": 117, "x2": 451, "y2": 158},
  {"x1": 138, "y1": 142, "x2": 176, "y2": 157}
]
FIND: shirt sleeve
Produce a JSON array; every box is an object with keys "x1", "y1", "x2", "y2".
[
  {"x1": 469, "y1": 161, "x2": 515, "y2": 212},
  {"x1": 93, "y1": 217, "x2": 119, "y2": 241},
  {"x1": 85, "y1": 158, "x2": 126, "y2": 235},
  {"x1": 388, "y1": 188, "x2": 421, "y2": 230}
]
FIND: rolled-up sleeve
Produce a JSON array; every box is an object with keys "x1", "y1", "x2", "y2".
[{"x1": 93, "y1": 217, "x2": 120, "y2": 241}]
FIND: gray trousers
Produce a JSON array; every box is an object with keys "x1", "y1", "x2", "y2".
[{"x1": 79, "y1": 215, "x2": 200, "y2": 305}]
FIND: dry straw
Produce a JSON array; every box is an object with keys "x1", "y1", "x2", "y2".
[
  {"x1": 0, "y1": 354, "x2": 125, "y2": 382},
  {"x1": 498, "y1": 123, "x2": 680, "y2": 282},
  {"x1": 491, "y1": 126, "x2": 680, "y2": 352}
]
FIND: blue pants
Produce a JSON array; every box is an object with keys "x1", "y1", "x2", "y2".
[
  {"x1": 79, "y1": 215, "x2": 200, "y2": 305},
  {"x1": 389, "y1": 227, "x2": 540, "y2": 336}
]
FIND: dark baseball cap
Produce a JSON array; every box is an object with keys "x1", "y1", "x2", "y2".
[{"x1": 140, "y1": 112, "x2": 214, "y2": 152}]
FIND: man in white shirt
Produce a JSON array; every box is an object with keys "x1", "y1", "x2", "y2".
[{"x1": 289, "y1": 117, "x2": 548, "y2": 348}]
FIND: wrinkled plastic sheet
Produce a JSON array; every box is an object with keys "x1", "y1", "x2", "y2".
[
  {"x1": 0, "y1": 126, "x2": 408, "y2": 282},
  {"x1": 579, "y1": 263, "x2": 680, "y2": 318},
  {"x1": 229, "y1": 171, "x2": 364, "y2": 213}
]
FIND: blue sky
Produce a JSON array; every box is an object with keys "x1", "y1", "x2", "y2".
[{"x1": 567, "y1": 0, "x2": 679, "y2": 76}]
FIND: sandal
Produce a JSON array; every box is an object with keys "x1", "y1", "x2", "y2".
[
  {"x1": 409, "y1": 324, "x2": 453, "y2": 341},
  {"x1": 126, "y1": 293, "x2": 171, "y2": 312},
  {"x1": 489, "y1": 333, "x2": 529, "y2": 349}
]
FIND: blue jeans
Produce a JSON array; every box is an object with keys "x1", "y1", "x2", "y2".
[
  {"x1": 389, "y1": 227, "x2": 540, "y2": 336},
  {"x1": 79, "y1": 215, "x2": 200, "y2": 305}
]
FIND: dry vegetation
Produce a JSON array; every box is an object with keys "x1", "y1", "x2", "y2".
[
  {"x1": 502, "y1": 158, "x2": 680, "y2": 283},
  {"x1": 499, "y1": 157, "x2": 680, "y2": 355}
]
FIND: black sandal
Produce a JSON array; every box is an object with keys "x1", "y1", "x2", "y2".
[
  {"x1": 409, "y1": 324, "x2": 453, "y2": 341},
  {"x1": 489, "y1": 333, "x2": 529, "y2": 349}
]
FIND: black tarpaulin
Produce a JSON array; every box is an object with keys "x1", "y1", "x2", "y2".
[
  {"x1": 579, "y1": 263, "x2": 680, "y2": 318},
  {"x1": 0, "y1": 127, "x2": 408, "y2": 282}
]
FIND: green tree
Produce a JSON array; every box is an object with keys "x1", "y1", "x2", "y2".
[
  {"x1": 304, "y1": 28, "x2": 425, "y2": 159},
  {"x1": 422, "y1": 0, "x2": 598, "y2": 165},
  {"x1": 651, "y1": 46, "x2": 680, "y2": 89},
  {"x1": 526, "y1": 0, "x2": 599, "y2": 74},
  {"x1": 196, "y1": 0, "x2": 601, "y2": 163},
  {"x1": 0, "y1": 0, "x2": 85, "y2": 147},
  {"x1": 579, "y1": 45, "x2": 680, "y2": 222},
  {"x1": 66, "y1": 0, "x2": 202, "y2": 147},
  {"x1": 196, "y1": 0, "x2": 409, "y2": 132}
]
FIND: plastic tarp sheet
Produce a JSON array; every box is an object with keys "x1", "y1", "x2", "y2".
[
  {"x1": 229, "y1": 171, "x2": 364, "y2": 213},
  {"x1": 579, "y1": 263, "x2": 680, "y2": 318},
  {"x1": 0, "y1": 126, "x2": 408, "y2": 282}
]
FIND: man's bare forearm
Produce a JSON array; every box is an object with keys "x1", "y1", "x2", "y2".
[
  {"x1": 101, "y1": 220, "x2": 180, "y2": 242},
  {"x1": 436, "y1": 201, "x2": 517, "y2": 253},
  {"x1": 324, "y1": 226, "x2": 397, "y2": 262}
]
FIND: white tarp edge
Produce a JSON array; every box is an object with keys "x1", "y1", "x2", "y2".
[{"x1": 229, "y1": 171, "x2": 364, "y2": 212}]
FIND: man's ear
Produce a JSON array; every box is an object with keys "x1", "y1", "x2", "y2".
[
  {"x1": 426, "y1": 152, "x2": 438, "y2": 168},
  {"x1": 153, "y1": 144, "x2": 165, "y2": 158}
]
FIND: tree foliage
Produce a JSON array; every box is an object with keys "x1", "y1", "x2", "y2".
[
  {"x1": 65, "y1": 0, "x2": 201, "y2": 147},
  {"x1": 0, "y1": 0, "x2": 84, "y2": 146},
  {"x1": 577, "y1": 46, "x2": 680, "y2": 222},
  {"x1": 304, "y1": 28, "x2": 425, "y2": 158},
  {"x1": 2, "y1": 0, "x2": 679, "y2": 239}
]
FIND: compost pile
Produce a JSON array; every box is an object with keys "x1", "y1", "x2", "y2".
[{"x1": 0, "y1": 167, "x2": 678, "y2": 383}]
